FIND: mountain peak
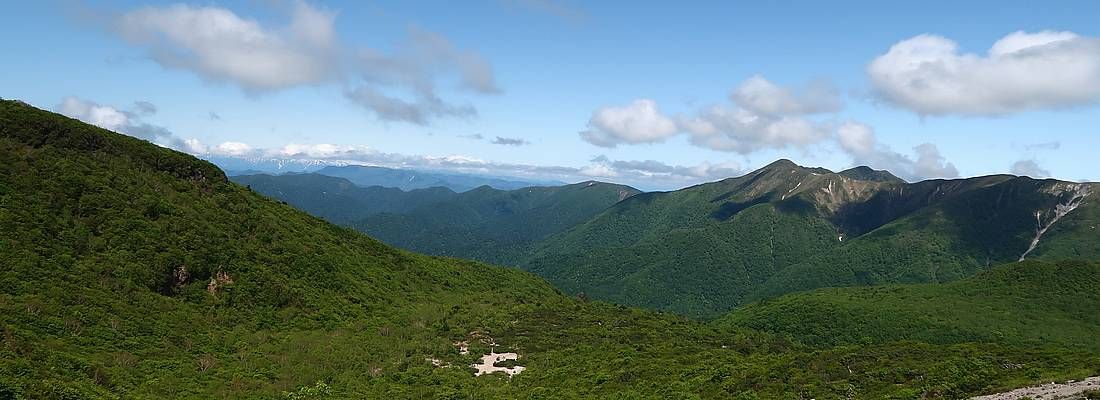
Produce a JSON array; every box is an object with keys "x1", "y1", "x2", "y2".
[
  {"x1": 754, "y1": 159, "x2": 833, "y2": 176},
  {"x1": 762, "y1": 158, "x2": 800, "y2": 170},
  {"x1": 838, "y1": 166, "x2": 904, "y2": 183}
]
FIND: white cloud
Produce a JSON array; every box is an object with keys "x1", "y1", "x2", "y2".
[
  {"x1": 1010, "y1": 159, "x2": 1051, "y2": 178},
  {"x1": 869, "y1": 31, "x2": 1100, "y2": 115},
  {"x1": 199, "y1": 139, "x2": 743, "y2": 189},
  {"x1": 836, "y1": 121, "x2": 958, "y2": 181},
  {"x1": 578, "y1": 163, "x2": 620, "y2": 178},
  {"x1": 58, "y1": 97, "x2": 130, "y2": 132},
  {"x1": 114, "y1": 1, "x2": 339, "y2": 92},
  {"x1": 56, "y1": 96, "x2": 201, "y2": 152},
  {"x1": 678, "y1": 105, "x2": 831, "y2": 154},
  {"x1": 182, "y1": 138, "x2": 208, "y2": 154},
  {"x1": 731, "y1": 75, "x2": 842, "y2": 115},
  {"x1": 579, "y1": 99, "x2": 679, "y2": 147},
  {"x1": 276, "y1": 143, "x2": 370, "y2": 158},
  {"x1": 108, "y1": 2, "x2": 497, "y2": 125},
  {"x1": 591, "y1": 156, "x2": 742, "y2": 180},
  {"x1": 580, "y1": 77, "x2": 840, "y2": 153},
  {"x1": 213, "y1": 142, "x2": 253, "y2": 156},
  {"x1": 911, "y1": 143, "x2": 958, "y2": 179}
]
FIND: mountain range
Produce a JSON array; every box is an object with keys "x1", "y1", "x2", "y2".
[
  {"x1": 2, "y1": 99, "x2": 1099, "y2": 398},
  {"x1": 217, "y1": 157, "x2": 558, "y2": 192},
  {"x1": 233, "y1": 172, "x2": 639, "y2": 265},
  {"x1": 241, "y1": 157, "x2": 1098, "y2": 317}
]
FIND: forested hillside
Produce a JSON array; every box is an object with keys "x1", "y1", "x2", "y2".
[
  {"x1": 5, "y1": 99, "x2": 1099, "y2": 399},
  {"x1": 235, "y1": 172, "x2": 640, "y2": 265},
  {"x1": 231, "y1": 173, "x2": 457, "y2": 224},
  {"x1": 722, "y1": 259, "x2": 1100, "y2": 350},
  {"x1": 350, "y1": 181, "x2": 639, "y2": 264},
  {"x1": 524, "y1": 161, "x2": 1098, "y2": 317}
]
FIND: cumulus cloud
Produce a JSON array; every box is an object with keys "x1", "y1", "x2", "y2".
[
  {"x1": 836, "y1": 121, "x2": 958, "y2": 180},
  {"x1": 579, "y1": 99, "x2": 679, "y2": 147},
  {"x1": 678, "y1": 105, "x2": 832, "y2": 153},
  {"x1": 579, "y1": 77, "x2": 841, "y2": 153},
  {"x1": 490, "y1": 136, "x2": 530, "y2": 146},
  {"x1": 212, "y1": 141, "x2": 252, "y2": 156},
  {"x1": 1010, "y1": 159, "x2": 1051, "y2": 178},
  {"x1": 869, "y1": 31, "x2": 1100, "y2": 115},
  {"x1": 107, "y1": 2, "x2": 498, "y2": 125},
  {"x1": 56, "y1": 96, "x2": 198, "y2": 152},
  {"x1": 114, "y1": 1, "x2": 339, "y2": 92},
  {"x1": 731, "y1": 75, "x2": 842, "y2": 115}
]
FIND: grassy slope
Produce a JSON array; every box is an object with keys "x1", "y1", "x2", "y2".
[
  {"x1": 2, "y1": 100, "x2": 1097, "y2": 399},
  {"x1": 721, "y1": 260, "x2": 1100, "y2": 351}
]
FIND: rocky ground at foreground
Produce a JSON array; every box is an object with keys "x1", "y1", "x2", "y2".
[{"x1": 970, "y1": 376, "x2": 1100, "y2": 400}]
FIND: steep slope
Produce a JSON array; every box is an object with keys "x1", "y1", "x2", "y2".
[
  {"x1": 521, "y1": 160, "x2": 902, "y2": 317},
  {"x1": 313, "y1": 165, "x2": 556, "y2": 192},
  {"x1": 754, "y1": 177, "x2": 1099, "y2": 301},
  {"x1": 524, "y1": 160, "x2": 1097, "y2": 317},
  {"x1": 721, "y1": 260, "x2": 1100, "y2": 351},
  {"x1": 231, "y1": 173, "x2": 457, "y2": 224},
  {"x1": 4, "y1": 99, "x2": 1098, "y2": 399}
]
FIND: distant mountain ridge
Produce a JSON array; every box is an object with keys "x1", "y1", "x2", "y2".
[
  {"x1": 236, "y1": 156, "x2": 1098, "y2": 317},
  {"x1": 231, "y1": 173, "x2": 458, "y2": 223},
  {"x1": 212, "y1": 155, "x2": 560, "y2": 192},
  {"x1": 313, "y1": 165, "x2": 562, "y2": 192},
  {"x1": 525, "y1": 159, "x2": 1098, "y2": 316},
  {"x1": 233, "y1": 172, "x2": 640, "y2": 264}
]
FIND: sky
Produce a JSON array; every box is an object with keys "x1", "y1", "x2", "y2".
[{"x1": 2, "y1": 0, "x2": 1099, "y2": 190}]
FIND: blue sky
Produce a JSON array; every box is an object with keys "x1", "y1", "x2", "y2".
[{"x1": 3, "y1": 1, "x2": 1098, "y2": 189}]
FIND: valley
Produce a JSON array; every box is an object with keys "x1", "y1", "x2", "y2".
[{"x1": 242, "y1": 154, "x2": 1099, "y2": 318}]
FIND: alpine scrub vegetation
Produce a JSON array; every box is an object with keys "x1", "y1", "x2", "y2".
[
  {"x1": 1, "y1": 99, "x2": 1098, "y2": 399},
  {"x1": 720, "y1": 259, "x2": 1100, "y2": 351}
]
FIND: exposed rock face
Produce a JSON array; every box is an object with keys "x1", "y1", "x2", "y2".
[
  {"x1": 969, "y1": 376, "x2": 1100, "y2": 400},
  {"x1": 470, "y1": 352, "x2": 525, "y2": 377},
  {"x1": 1020, "y1": 183, "x2": 1092, "y2": 261},
  {"x1": 206, "y1": 271, "x2": 234, "y2": 295}
]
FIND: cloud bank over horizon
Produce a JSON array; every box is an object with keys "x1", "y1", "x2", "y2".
[{"x1": 868, "y1": 31, "x2": 1100, "y2": 116}]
